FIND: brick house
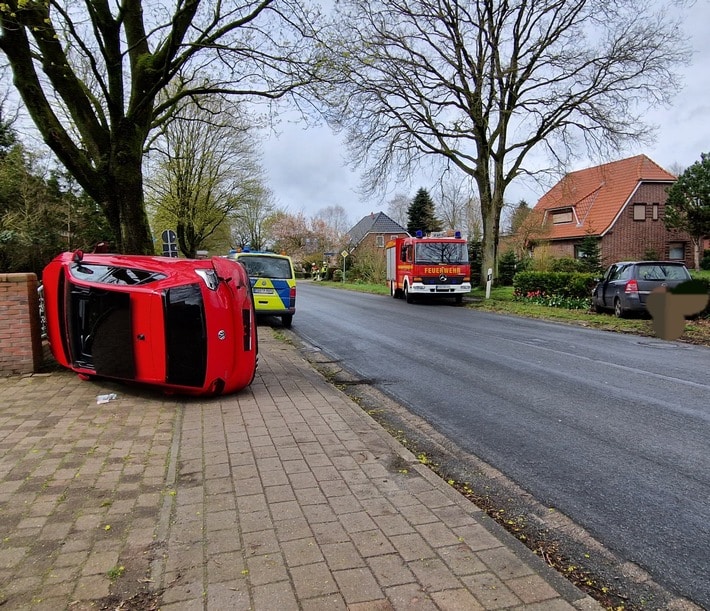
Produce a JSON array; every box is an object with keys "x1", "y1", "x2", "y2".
[
  {"x1": 347, "y1": 212, "x2": 409, "y2": 254},
  {"x1": 530, "y1": 154, "x2": 695, "y2": 267}
]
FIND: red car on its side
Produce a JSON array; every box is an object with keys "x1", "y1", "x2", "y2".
[{"x1": 42, "y1": 250, "x2": 258, "y2": 396}]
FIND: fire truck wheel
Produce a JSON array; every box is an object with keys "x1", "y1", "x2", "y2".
[
  {"x1": 405, "y1": 283, "x2": 414, "y2": 303},
  {"x1": 455, "y1": 294, "x2": 463, "y2": 305}
]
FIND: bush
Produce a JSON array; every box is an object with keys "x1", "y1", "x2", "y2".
[
  {"x1": 497, "y1": 250, "x2": 518, "y2": 285},
  {"x1": 550, "y1": 257, "x2": 584, "y2": 272},
  {"x1": 513, "y1": 272, "x2": 596, "y2": 307},
  {"x1": 701, "y1": 249, "x2": 710, "y2": 271}
]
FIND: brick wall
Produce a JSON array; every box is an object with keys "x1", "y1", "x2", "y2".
[
  {"x1": 0, "y1": 273, "x2": 43, "y2": 375},
  {"x1": 601, "y1": 183, "x2": 692, "y2": 267}
]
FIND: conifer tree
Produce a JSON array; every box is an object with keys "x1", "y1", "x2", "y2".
[{"x1": 407, "y1": 188, "x2": 442, "y2": 235}]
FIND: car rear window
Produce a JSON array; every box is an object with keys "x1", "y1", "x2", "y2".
[
  {"x1": 238, "y1": 256, "x2": 293, "y2": 279},
  {"x1": 636, "y1": 264, "x2": 690, "y2": 281}
]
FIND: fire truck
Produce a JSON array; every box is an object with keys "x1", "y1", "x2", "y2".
[{"x1": 386, "y1": 231, "x2": 471, "y2": 304}]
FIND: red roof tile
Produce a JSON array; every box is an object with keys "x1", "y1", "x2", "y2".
[{"x1": 533, "y1": 155, "x2": 676, "y2": 239}]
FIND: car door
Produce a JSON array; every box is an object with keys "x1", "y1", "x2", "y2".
[{"x1": 601, "y1": 264, "x2": 621, "y2": 308}]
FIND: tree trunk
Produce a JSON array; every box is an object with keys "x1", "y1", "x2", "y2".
[
  {"x1": 693, "y1": 237, "x2": 702, "y2": 271},
  {"x1": 110, "y1": 127, "x2": 154, "y2": 255}
]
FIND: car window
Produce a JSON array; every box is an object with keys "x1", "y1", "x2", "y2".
[
  {"x1": 239, "y1": 256, "x2": 293, "y2": 279},
  {"x1": 637, "y1": 264, "x2": 689, "y2": 281},
  {"x1": 659, "y1": 265, "x2": 690, "y2": 280},
  {"x1": 609, "y1": 265, "x2": 626, "y2": 281},
  {"x1": 619, "y1": 266, "x2": 634, "y2": 280}
]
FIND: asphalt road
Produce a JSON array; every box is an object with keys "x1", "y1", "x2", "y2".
[{"x1": 291, "y1": 281, "x2": 710, "y2": 608}]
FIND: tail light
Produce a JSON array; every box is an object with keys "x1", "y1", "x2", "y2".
[
  {"x1": 289, "y1": 285, "x2": 296, "y2": 306},
  {"x1": 624, "y1": 279, "x2": 639, "y2": 294}
]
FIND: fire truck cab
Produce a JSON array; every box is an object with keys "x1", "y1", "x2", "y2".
[{"x1": 386, "y1": 231, "x2": 471, "y2": 304}]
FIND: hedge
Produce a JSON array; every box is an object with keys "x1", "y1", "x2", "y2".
[{"x1": 513, "y1": 271, "x2": 597, "y2": 300}]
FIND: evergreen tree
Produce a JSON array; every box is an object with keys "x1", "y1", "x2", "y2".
[
  {"x1": 576, "y1": 232, "x2": 603, "y2": 274},
  {"x1": 407, "y1": 188, "x2": 442, "y2": 235},
  {"x1": 664, "y1": 152, "x2": 710, "y2": 270},
  {"x1": 497, "y1": 250, "x2": 519, "y2": 285},
  {"x1": 508, "y1": 200, "x2": 531, "y2": 234}
]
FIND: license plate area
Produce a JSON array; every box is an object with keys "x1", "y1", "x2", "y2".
[{"x1": 253, "y1": 287, "x2": 274, "y2": 294}]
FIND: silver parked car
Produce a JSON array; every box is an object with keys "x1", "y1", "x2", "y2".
[{"x1": 591, "y1": 261, "x2": 692, "y2": 318}]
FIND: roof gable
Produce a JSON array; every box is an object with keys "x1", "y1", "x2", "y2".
[
  {"x1": 533, "y1": 155, "x2": 676, "y2": 239},
  {"x1": 348, "y1": 212, "x2": 408, "y2": 246}
]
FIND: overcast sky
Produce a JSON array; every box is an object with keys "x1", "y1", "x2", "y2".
[{"x1": 260, "y1": 1, "x2": 710, "y2": 229}]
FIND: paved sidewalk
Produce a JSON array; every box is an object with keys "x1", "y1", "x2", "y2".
[{"x1": 0, "y1": 330, "x2": 600, "y2": 610}]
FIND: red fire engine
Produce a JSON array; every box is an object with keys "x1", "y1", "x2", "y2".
[{"x1": 386, "y1": 231, "x2": 471, "y2": 303}]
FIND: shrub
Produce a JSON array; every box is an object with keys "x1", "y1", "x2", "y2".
[
  {"x1": 550, "y1": 257, "x2": 584, "y2": 272},
  {"x1": 701, "y1": 249, "x2": 710, "y2": 270},
  {"x1": 497, "y1": 250, "x2": 519, "y2": 285},
  {"x1": 513, "y1": 271, "x2": 597, "y2": 308}
]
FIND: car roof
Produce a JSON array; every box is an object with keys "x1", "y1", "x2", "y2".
[{"x1": 610, "y1": 261, "x2": 687, "y2": 266}]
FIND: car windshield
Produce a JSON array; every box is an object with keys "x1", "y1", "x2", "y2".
[
  {"x1": 239, "y1": 256, "x2": 292, "y2": 279},
  {"x1": 415, "y1": 242, "x2": 468, "y2": 264},
  {"x1": 70, "y1": 264, "x2": 167, "y2": 285},
  {"x1": 637, "y1": 264, "x2": 690, "y2": 281}
]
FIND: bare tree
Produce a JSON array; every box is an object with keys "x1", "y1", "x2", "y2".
[
  {"x1": 386, "y1": 193, "x2": 410, "y2": 228},
  {"x1": 230, "y1": 186, "x2": 277, "y2": 252},
  {"x1": 314, "y1": 205, "x2": 351, "y2": 238},
  {"x1": 435, "y1": 174, "x2": 481, "y2": 239},
  {"x1": 325, "y1": 0, "x2": 690, "y2": 283},
  {"x1": 145, "y1": 93, "x2": 266, "y2": 258},
  {"x1": 0, "y1": 1, "x2": 323, "y2": 254}
]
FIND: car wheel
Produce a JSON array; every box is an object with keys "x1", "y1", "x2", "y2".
[
  {"x1": 404, "y1": 282, "x2": 414, "y2": 303},
  {"x1": 455, "y1": 294, "x2": 463, "y2": 305},
  {"x1": 614, "y1": 298, "x2": 626, "y2": 318},
  {"x1": 282, "y1": 314, "x2": 293, "y2": 328}
]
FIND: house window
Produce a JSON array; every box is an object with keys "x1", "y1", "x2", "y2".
[
  {"x1": 376, "y1": 235, "x2": 385, "y2": 247},
  {"x1": 633, "y1": 204, "x2": 646, "y2": 221},
  {"x1": 652, "y1": 203, "x2": 659, "y2": 221},
  {"x1": 668, "y1": 242, "x2": 685, "y2": 260},
  {"x1": 551, "y1": 208, "x2": 573, "y2": 224}
]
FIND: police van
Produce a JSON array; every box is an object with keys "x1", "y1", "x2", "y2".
[{"x1": 228, "y1": 251, "x2": 296, "y2": 327}]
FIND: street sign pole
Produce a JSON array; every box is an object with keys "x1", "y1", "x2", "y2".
[{"x1": 341, "y1": 250, "x2": 349, "y2": 283}]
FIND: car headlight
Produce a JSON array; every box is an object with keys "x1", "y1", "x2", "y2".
[{"x1": 195, "y1": 269, "x2": 219, "y2": 291}]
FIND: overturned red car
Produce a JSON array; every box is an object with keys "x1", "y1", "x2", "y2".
[{"x1": 42, "y1": 250, "x2": 258, "y2": 396}]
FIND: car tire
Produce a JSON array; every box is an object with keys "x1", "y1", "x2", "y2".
[
  {"x1": 282, "y1": 314, "x2": 293, "y2": 328},
  {"x1": 614, "y1": 298, "x2": 626, "y2": 318},
  {"x1": 455, "y1": 294, "x2": 463, "y2": 305}
]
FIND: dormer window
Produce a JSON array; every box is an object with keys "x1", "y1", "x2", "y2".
[{"x1": 551, "y1": 208, "x2": 573, "y2": 224}]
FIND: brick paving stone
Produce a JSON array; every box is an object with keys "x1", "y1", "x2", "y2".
[
  {"x1": 290, "y1": 561, "x2": 339, "y2": 599},
  {"x1": 333, "y1": 566, "x2": 383, "y2": 604},
  {"x1": 366, "y1": 553, "x2": 416, "y2": 587},
  {"x1": 281, "y1": 536, "x2": 325, "y2": 567},
  {"x1": 320, "y1": 541, "x2": 367, "y2": 571}
]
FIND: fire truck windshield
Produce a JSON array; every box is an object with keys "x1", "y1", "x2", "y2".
[{"x1": 415, "y1": 242, "x2": 468, "y2": 264}]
